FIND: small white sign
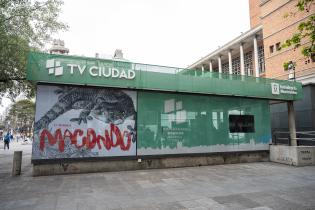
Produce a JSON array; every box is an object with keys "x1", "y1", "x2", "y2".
[
  {"x1": 271, "y1": 82, "x2": 298, "y2": 95},
  {"x1": 271, "y1": 83, "x2": 280, "y2": 95}
]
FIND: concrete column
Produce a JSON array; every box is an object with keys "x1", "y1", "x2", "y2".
[
  {"x1": 287, "y1": 101, "x2": 297, "y2": 146},
  {"x1": 12, "y1": 151, "x2": 22, "y2": 176},
  {"x1": 218, "y1": 56, "x2": 222, "y2": 73},
  {"x1": 253, "y1": 36, "x2": 259, "y2": 77},
  {"x1": 201, "y1": 65, "x2": 204, "y2": 76},
  {"x1": 240, "y1": 44, "x2": 245, "y2": 75},
  {"x1": 209, "y1": 60, "x2": 213, "y2": 72},
  {"x1": 228, "y1": 50, "x2": 232, "y2": 74}
]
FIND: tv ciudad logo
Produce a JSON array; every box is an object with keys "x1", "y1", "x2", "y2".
[
  {"x1": 45, "y1": 59, "x2": 136, "y2": 80},
  {"x1": 46, "y1": 59, "x2": 63, "y2": 76}
]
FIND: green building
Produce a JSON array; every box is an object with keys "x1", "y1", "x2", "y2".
[{"x1": 27, "y1": 52, "x2": 302, "y2": 175}]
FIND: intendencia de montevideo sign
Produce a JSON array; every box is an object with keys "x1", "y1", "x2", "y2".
[
  {"x1": 46, "y1": 59, "x2": 136, "y2": 80},
  {"x1": 271, "y1": 82, "x2": 298, "y2": 95}
]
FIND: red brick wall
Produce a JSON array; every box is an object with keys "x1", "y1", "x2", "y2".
[
  {"x1": 249, "y1": 0, "x2": 262, "y2": 28},
  {"x1": 261, "y1": 0, "x2": 315, "y2": 79}
]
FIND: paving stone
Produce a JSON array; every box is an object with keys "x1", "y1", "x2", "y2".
[
  {"x1": 0, "y1": 142, "x2": 315, "y2": 210},
  {"x1": 245, "y1": 207, "x2": 274, "y2": 210},
  {"x1": 213, "y1": 194, "x2": 260, "y2": 209},
  {"x1": 195, "y1": 197, "x2": 226, "y2": 209},
  {"x1": 179, "y1": 200, "x2": 200, "y2": 208}
]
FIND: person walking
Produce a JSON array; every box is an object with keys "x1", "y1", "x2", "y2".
[
  {"x1": 4, "y1": 132, "x2": 10, "y2": 150},
  {"x1": 10, "y1": 133, "x2": 13, "y2": 142}
]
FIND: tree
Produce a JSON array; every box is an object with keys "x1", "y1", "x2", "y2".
[
  {"x1": 282, "y1": 0, "x2": 315, "y2": 60},
  {"x1": 5, "y1": 99, "x2": 35, "y2": 136},
  {"x1": 0, "y1": 0, "x2": 68, "y2": 103}
]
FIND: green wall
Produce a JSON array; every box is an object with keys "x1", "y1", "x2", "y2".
[{"x1": 137, "y1": 91, "x2": 271, "y2": 155}]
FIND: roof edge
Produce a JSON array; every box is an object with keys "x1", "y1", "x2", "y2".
[{"x1": 188, "y1": 25, "x2": 263, "y2": 69}]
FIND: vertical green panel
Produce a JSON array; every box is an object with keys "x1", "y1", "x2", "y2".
[{"x1": 137, "y1": 91, "x2": 271, "y2": 155}]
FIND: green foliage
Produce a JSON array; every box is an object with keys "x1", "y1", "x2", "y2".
[
  {"x1": 5, "y1": 99, "x2": 35, "y2": 132},
  {"x1": 281, "y1": 0, "x2": 315, "y2": 59},
  {"x1": 0, "y1": 0, "x2": 68, "y2": 102},
  {"x1": 283, "y1": 62, "x2": 289, "y2": 70},
  {"x1": 296, "y1": 0, "x2": 314, "y2": 11},
  {"x1": 283, "y1": 61, "x2": 296, "y2": 71}
]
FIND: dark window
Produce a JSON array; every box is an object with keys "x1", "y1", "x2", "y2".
[
  {"x1": 229, "y1": 115, "x2": 255, "y2": 133},
  {"x1": 276, "y1": 42, "x2": 281, "y2": 51},
  {"x1": 258, "y1": 46, "x2": 265, "y2": 73},
  {"x1": 269, "y1": 45, "x2": 274, "y2": 54}
]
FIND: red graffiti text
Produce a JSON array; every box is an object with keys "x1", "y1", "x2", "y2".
[{"x1": 39, "y1": 124, "x2": 132, "y2": 152}]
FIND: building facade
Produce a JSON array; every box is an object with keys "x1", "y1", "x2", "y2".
[
  {"x1": 259, "y1": 0, "x2": 315, "y2": 81},
  {"x1": 190, "y1": 0, "x2": 314, "y2": 82},
  {"x1": 189, "y1": 26, "x2": 265, "y2": 78},
  {"x1": 189, "y1": 0, "x2": 315, "y2": 134}
]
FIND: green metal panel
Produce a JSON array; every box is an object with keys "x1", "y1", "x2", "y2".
[
  {"x1": 27, "y1": 52, "x2": 303, "y2": 101},
  {"x1": 137, "y1": 91, "x2": 271, "y2": 155}
]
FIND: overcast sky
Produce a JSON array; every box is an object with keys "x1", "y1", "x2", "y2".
[
  {"x1": 1, "y1": 0, "x2": 250, "y2": 115},
  {"x1": 56, "y1": 0, "x2": 250, "y2": 68}
]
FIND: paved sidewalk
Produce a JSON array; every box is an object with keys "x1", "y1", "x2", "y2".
[
  {"x1": 0, "y1": 140, "x2": 33, "y2": 178},
  {"x1": 0, "y1": 142, "x2": 315, "y2": 210}
]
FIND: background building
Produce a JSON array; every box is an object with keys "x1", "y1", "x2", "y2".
[
  {"x1": 190, "y1": 0, "x2": 314, "y2": 81},
  {"x1": 257, "y1": 0, "x2": 315, "y2": 82},
  {"x1": 188, "y1": 0, "x2": 315, "y2": 137}
]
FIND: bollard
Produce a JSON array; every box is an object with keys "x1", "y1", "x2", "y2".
[{"x1": 12, "y1": 151, "x2": 22, "y2": 176}]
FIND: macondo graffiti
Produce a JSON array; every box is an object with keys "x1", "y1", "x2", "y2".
[{"x1": 39, "y1": 123, "x2": 132, "y2": 152}]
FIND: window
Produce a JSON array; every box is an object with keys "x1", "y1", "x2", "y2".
[
  {"x1": 269, "y1": 45, "x2": 274, "y2": 54},
  {"x1": 229, "y1": 115, "x2": 255, "y2": 133},
  {"x1": 244, "y1": 51, "x2": 253, "y2": 76},
  {"x1": 258, "y1": 46, "x2": 265, "y2": 73},
  {"x1": 276, "y1": 42, "x2": 281, "y2": 51},
  {"x1": 232, "y1": 57, "x2": 240, "y2": 75},
  {"x1": 222, "y1": 62, "x2": 229, "y2": 74},
  {"x1": 304, "y1": 59, "x2": 310, "y2": 65}
]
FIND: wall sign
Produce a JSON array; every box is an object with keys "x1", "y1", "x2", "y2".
[
  {"x1": 46, "y1": 59, "x2": 136, "y2": 79},
  {"x1": 271, "y1": 83, "x2": 297, "y2": 95}
]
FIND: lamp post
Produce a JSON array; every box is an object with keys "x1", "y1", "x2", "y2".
[{"x1": 288, "y1": 61, "x2": 295, "y2": 81}]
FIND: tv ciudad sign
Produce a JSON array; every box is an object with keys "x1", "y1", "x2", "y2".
[
  {"x1": 27, "y1": 52, "x2": 302, "y2": 101},
  {"x1": 46, "y1": 59, "x2": 136, "y2": 80}
]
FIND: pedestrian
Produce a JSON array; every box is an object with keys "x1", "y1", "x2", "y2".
[
  {"x1": 10, "y1": 133, "x2": 13, "y2": 142},
  {"x1": 4, "y1": 132, "x2": 10, "y2": 150}
]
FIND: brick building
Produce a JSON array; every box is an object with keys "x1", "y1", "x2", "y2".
[
  {"x1": 259, "y1": 0, "x2": 315, "y2": 81},
  {"x1": 189, "y1": 0, "x2": 315, "y2": 133},
  {"x1": 189, "y1": 0, "x2": 314, "y2": 82}
]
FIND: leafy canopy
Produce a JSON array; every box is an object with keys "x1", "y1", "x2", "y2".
[
  {"x1": 0, "y1": 0, "x2": 67, "y2": 102},
  {"x1": 282, "y1": 0, "x2": 315, "y2": 58},
  {"x1": 5, "y1": 99, "x2": 35, "y2": 132}
]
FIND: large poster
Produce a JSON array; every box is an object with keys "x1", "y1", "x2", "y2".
[{"x1": 32, "y1": 85, "x2": 137, "y2": 160}]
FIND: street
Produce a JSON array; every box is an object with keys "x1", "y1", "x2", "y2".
[{"x1": 0, "y1": 141, "x2": 315, "y2": 210}]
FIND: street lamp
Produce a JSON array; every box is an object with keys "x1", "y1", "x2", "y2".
[{"x1": 288, "y1": 61, "x2": 295, "y2": 81}]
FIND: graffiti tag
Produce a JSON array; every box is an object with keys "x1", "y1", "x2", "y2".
[{"x1": 39, "y1": 123, "x2": 132, "y2": 152}]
